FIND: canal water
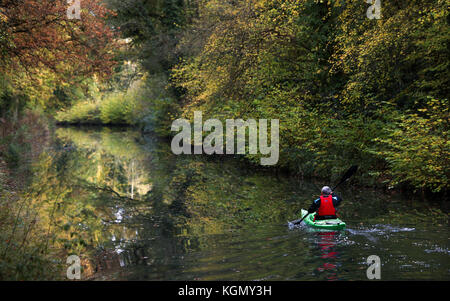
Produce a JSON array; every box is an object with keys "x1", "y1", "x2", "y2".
[{"x1": 26, "y1": 127, "x2": 449, "y2": 280}]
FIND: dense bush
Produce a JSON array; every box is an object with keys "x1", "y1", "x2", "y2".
[
  {"x1": 55, "y1": 101, "x2": 101, "y2": 125},
  {"x1": 99, "y1": 94, "x2": 135, "y2": 125},
  {"x1": 374, "y1": 98, "x2": 449, "y2": 192}
]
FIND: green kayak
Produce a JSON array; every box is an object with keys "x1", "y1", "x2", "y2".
[{"x1": 300, "y1": 209, "x2": 346, "y2": 230}]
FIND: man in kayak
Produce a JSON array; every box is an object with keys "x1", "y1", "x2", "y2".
[{"x1": 307, "y1": 186, "x2": 343, "y2": 220}]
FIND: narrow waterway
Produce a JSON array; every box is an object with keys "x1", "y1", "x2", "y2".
[{"x1": 24, "y1": 126, "x2": 449, "y2": 280}]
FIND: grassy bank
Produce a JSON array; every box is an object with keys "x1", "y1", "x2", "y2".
[
  {"x1": 55, "y1": 94, "x2": 139, "y2": 126},
  {"x1": 54, "y1": 76, "x2": 181, "y2": 137}
]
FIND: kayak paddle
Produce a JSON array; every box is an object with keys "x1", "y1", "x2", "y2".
[{"x1": 288, "y1": 165, "x2": 358, "y2": 226}]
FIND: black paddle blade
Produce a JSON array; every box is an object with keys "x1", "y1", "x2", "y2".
[
  {"x1": 332, "y1": 165, "x2": 358, "y2": 190},
  {"x1": 342, "y1": 165, "x2": 358, "y2": 181}
]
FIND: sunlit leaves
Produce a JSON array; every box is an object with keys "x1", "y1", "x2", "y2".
[{"x1": 374, "y1": 98, "x2": 449, "y2": 192}]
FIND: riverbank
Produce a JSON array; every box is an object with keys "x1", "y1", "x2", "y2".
[{"x1": 0, "y1": 110, "x2": 65, "y2": 280}]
